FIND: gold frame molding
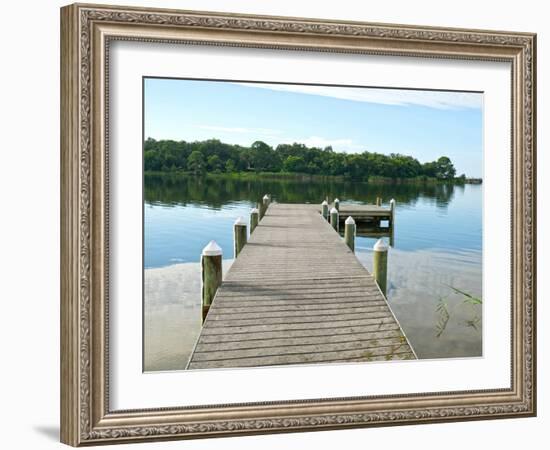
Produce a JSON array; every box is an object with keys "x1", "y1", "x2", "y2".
[{"x1": 60, "y1": 3, "x2": 536, "y2": 446}]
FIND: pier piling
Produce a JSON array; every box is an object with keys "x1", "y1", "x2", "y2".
[
  {"x1": 250, "y1": 208, "x2": 259, "y2": 233},
  {"x1": 373, "y1": 238, "x2": 388, "y2": 297},
  {"x1": 233, "y1": 217, "x2": 247, "y2": 257},
  {"x1": 330, "y1": 207, "x2": 339, "y2": 232},
  {"x1": 389, "y1": 199, "x2": 396, "y2": 247},
  {"x1": 260, "y1": 194, "x2": 270, "y2": 220},
  {"x1": 321, "y1": 200, "x2": 329, "y2": 221},
  {"x1": 344, "y1": 216, "x2": 356, "y2": 252},
  {"x1": 201, "y1": 240, "x2": 223, "y2": 323}
]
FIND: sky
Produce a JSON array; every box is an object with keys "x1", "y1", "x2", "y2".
[{"x1": 144, "y1": 78, "x2": 483, "y2": 178}]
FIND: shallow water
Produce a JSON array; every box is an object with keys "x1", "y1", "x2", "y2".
[
  {"x1": 144, "y1": 174, "x2": 482, "y2": 370},
  {"x1": 144, "y1": 261, "x2": 232, "y2": 371}
]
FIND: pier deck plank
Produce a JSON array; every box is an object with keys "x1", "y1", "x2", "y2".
[
  {"x1": 187, "y1": 203, "x2": 414, "y2": 369},
  {"x1": 311, "y1": 203, "x2": 392, "y2": 219},
  {"x1": 320, "y1": 204, "x2": 391, "y2": 216}
]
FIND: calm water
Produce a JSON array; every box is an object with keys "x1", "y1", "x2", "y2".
[{"x1": 144, "y1": 174, "x2": 482, "y2": 370}]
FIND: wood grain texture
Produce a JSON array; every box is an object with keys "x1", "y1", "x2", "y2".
[{"x1": 188, "y1": 204, "x2": 415, "y2": 369}]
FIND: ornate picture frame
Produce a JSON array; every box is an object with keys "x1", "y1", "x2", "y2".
[{"x1": 60, "y1": 3, "x2": 536, "y2": 446}]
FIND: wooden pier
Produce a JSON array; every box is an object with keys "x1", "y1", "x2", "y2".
[
  {"x1": 314, "y1": 203, "x2": 393, "y2": 225},
  {"x1": 187, "y1": 202, "x2": 415, "y2": 370}
]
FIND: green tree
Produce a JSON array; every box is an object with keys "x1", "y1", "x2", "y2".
[
  {"x1": 283, "y1": 155, "x2": 306, "y2": 173},
  {"x1": 187, "y1": 150, "x2": 206, "y2": 174},
  {"x1": 345, "y1": 154, "x2": 370, "y2": 180},
  {"x1": 143, "y1": 137, "x2": 468, "y2": 181},
  {"x1": 327, "y1": 154, "x2": 346, "y2": 176},
  {"x1": 144, "y1": 150, "x2": 162, "y2": 171},
  {"x1": 434, "y1": 156, "x2": 456, "y2": 179},
  {"x1": 422, "y1": 161, "x2": 437, "y2": 178},
  {"x1": 144, "y1": 137, "x2": 157, "y2": 152},
  {"x1": 225, "y1": 159, "x2": 236, "y2": 172},
  {"x1": 306, "y1": 161, "x2": 320, "y2": 174},
  {"x1": 238, "y1": 148, "x2": 253, "y2": 171},
  {"x1": 207, "y1": 154, "x2": 223, "y2": 173},
  {"x1": 250, "y1": 141, "x2": 281, "y2": 171}
]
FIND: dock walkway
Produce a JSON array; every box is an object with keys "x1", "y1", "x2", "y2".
[
  {"x1": 187, "y1": 203, "x2": 415, "y2": 369},
  {"x1": 314, "y1": 203, "x2": 393, "y2": 223}
]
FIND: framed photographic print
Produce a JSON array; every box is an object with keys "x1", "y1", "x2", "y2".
[{"x1": 60, "y1": 3, "x2": 537, "y2": 446}]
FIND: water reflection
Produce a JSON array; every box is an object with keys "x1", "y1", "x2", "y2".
[
  {"x1": 353, "y1": 224, "x2": 394, "y2": 247},
  {"x1": 144, "y1": 174, "x2": 482, "y2": 370},
  {"x1": 145, "y1": 173, "x2": 458, "y2": 210}
]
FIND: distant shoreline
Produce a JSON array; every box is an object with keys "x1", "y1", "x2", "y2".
[
  {"x1": 145, "y1": 170, "x2": 482, "y2": 185},
  {"x1": 145, "y1": 138, "x2": 477, "y2": 182}
]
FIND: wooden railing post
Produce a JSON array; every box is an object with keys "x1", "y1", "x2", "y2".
[
  {"x1": 390, "y1": 198, "x2": 396, "y2": 225},
  {"x1": 344, "y1": 216, "x2": 356, "y2": 252},
  {"x1": 334, "y1": 198, "x2": 340, "y2": 211},
  {"x1": 330, "y1": 207, "x2": 339, "y2": 232},
  {"x1": 233, "y1": 216, "x2": 247, "y2": 257},
  {"x1": 259, "y1": 194, "x2": 270, "y2": 220},
  {"x1": 201, "y1": 240, "x2": 222, "y2": 323},
  {"x1": 321, "y1": 200, "x2": 329, "y2": 220},
  {"x1": 373, "y1": 238, "x2": 388, "y2": 296},
  {"x1": 376, "y1": 197, "x2": 382, "y2": 206},
  {"x1": 250, "y1": 207, "x2": 259, "y2": 233}
]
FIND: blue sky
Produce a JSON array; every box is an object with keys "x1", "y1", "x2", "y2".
[{"x1": 144, "y1": 78, "x2": 483, "y2": 177}]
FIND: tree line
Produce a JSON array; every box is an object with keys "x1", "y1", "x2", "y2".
[{"x1": 144, "y1": 138, "x2": 464, "y2": 181}]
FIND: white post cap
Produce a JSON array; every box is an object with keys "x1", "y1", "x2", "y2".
[
  {"x1": 250, "y1": 207, "x2": 259, "y2": 214},
  {"x1": 390, "y1": 198, "x2": 396, "y2": 204},
  {"x1": 234, "y1": 216, "x2": 246, "y2": 226},
  {"x1": 263, "y1": 194, "x2": 269, "y2": 200},
  {"x1": 334, "y1": 198, "x2": 340, "y2": 202},
  {"x1": 345, "y1": 216, "x2": 355, "y2": 225},
  {"x1": 330, "y1": 207, "x2": 338, "y2": 214},
  {"x1": 373, "y1": 238, "x2": 388, "y2": 252},
  {"x1": 202, "y1": 240, "x2": 222, "y2": 256},
  {"x1": 321, "y1": 200, "x2": 328, "y2": 206}
]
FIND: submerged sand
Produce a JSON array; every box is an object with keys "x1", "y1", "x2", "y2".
[{"x1": 144, "y1": 260, "x2": 233, "y2": 371}]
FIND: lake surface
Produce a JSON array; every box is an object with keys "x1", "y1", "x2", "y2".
[{"x1": 144, "y1": 174, "x2": 482, "y2": 371}]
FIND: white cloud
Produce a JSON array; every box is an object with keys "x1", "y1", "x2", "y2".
[
  {"x1": 233, "y1": 82, "x2": 482, "y2": 110},
  {"x1": 196, "y1": 125, "x2": 281, "y2": 135},
  {"x1": 190, "y1": 125, "x2": 366, "y2": 153}
]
